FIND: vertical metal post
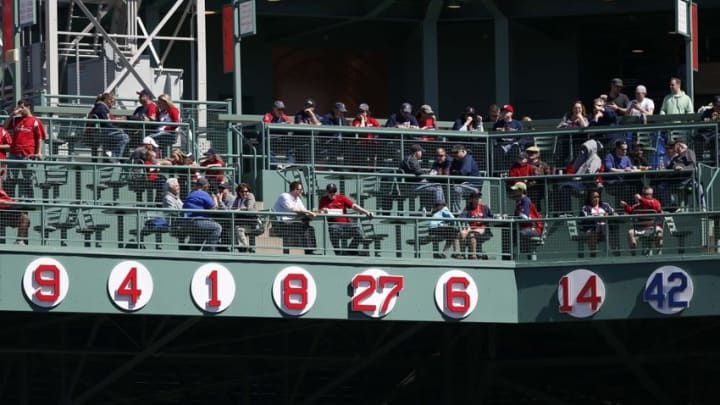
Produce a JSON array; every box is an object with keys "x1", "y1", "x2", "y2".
[
  {"x1": 46, "y1": 0, "x2": 59, "y2": 98},
  {"x1": 196, "y1": 0, "x2": 208, "y2": 127},
  {"x1": 494, "y1": 15, "x2": 510, "y2": 104},
  {"x1": 685, "y1": 35, "x2": 694, "y2": 104},
  {"x1": 232, "y1": 0, "x2": 242, "y2": 114},
  {"x1": 422, "y1": 0, "x2": 442, "y2": 112},
  {"x1": 13, "y1": 0, "x2": 21, "y2": 99}
]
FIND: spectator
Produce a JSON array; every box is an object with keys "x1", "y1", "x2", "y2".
[
  {"x1": 430, "y1": 147, "x2": 453, "y2": 175},
  {"x1": 215, "y1": 180, "x2": 235, "y2": 209},
  {"x1": 604, "y1": 140, "x2": 637, "y2": 173},
  {"x1": 321, "y1": 102, "x2": 349, "y2": 127},
  {"x1": 129, "y1": 136, "x2": 158, "y2": 163},
  {"x1": 656, "y1": 138, "x2": 698, "y2": 210},
  {"x1": 428, "y1": 201, "x2": 459, "y2": 259},
  {"x1": 589, "y1": 97, "x2": 618, "y2": 127},
  {"x1": 87, "y1": 93, "x2": 130, "y2": 161},
  {"x1": 493, "y1": 104, "x2": 523, "y2": 132},
  {"x1": 698, "y1": 95, "x2": 720, "y2": 156},
  {"x1": 319, "y1": 183, "x2": 373, "y2": 256},
  {"x1": 130, "y1": 88, "x2": 157, "y2": 121},
  {"x1": 352, "y1": 103, "x2": 382, "y2": 129},
  {"x1": 400, "y1": 144, "x2": 441, "y2": 211},
  {"x1": 511, "y1": 181, "x2": 543, "y2": 238},
  {"x1": 212, "y1": 179, "x2": 235, "y2": 251},
  {"x1": 557, "y1": 139, "x2": 604, "y2": 213},
  {"x1": 606, "y1": 78, "x2": 631, "y2": 116},
  {"x1": 163, "y1": 177, "x2": 184, "y2": 210},
  {"x1": 508, "y1": 152, "x2": 534, "y2": 183},
  {"x1": 320, "y1": 102, "x2": 349, "y2": 162},
  {"x1": 0, "y1": 125, "x2": 12, "y2": 185},
  {"x1": 627, "y1": 85, "x2": 655, "y2": 121},
  {"x1": 263, "y1": 100, "x2": 292, "y2": 123},
  {"x1": 557, "y1": 101, "x2": 589, "y2": 128},
  {"x1": 152, "y1": 94, "x2": 181, "y2": 155},
  {"x1": 700, "y1": 95, "x2": 720, "y2": 122},
  {"x1": 526, "y1": 145, "x2": 552, "y2": 212},
  {"x1": 272, "y1": 180, "x2": 318, "y2": 255},
  {"x1": 351, "y1": 103, "x2": 382, "y2": 167},
  {"x1": 4, "y1": 99, "x2": 47, "y2": 199},
  {"x1": 181, "y1": 177, "x2": 222, "y2": 251},
  {"x1": 631, "y1": 144, "x2": 650, "y2": 171},
  {"x1": 579, "y1": 190, "x2": 616, "y2": 257},
  {"x1": 487, "y1": 104, "x2": 501, "y2": 125},
  {"x1": 458, "y1": 192, "x2": 493, "y2": 260},
  {"x1": 660, "y1": 77, "x2": 694, "y2": 115},
  {"x1": 385, "y1": 102, "x2": 419, "y2": 129},
  {"x1": 452, "y1": 106, "x2": 482, "y2": 132},
  {"x1": 620, "y1": 186, "x2": 663, "y2": 255},
  {"x1": 416, "y1": 104, "x2": 438, "y2": 131},
  {"x1": 294, "y1": 98, "x2": 322, "y2": 125},
  {"x1": 0, "y1": 185, "x2": 30, "y2": 245},
  {"x1": 228, "y1": 182, "x2": 259, "y2": 253},
  {"x1": 448, "y1": 144, "x2": 482, "y2": 213},
  {"x1": 199, "y1": 148, "x2": 225, "y2": 191}
]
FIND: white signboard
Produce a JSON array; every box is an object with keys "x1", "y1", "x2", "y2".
[
  {"x1": 18, "y1": 0, "x2": 37, "y2": 27},
  {"x1": 239, "y1": 0, "x2": 256, "y2": 37},
  {"x1": 676, "y1": 0, "x2": 689, "y2": 37}
]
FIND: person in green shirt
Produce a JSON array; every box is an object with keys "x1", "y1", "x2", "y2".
[{"x1": 660, "y1": 77, "x2": 694, "y2": 115}]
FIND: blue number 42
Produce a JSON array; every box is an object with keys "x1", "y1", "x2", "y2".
[{"x1": 643, "y1": 272, "x2": 688, "y2": 309}]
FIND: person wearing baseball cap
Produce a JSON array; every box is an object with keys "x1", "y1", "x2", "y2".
[
  {"x1": 627, "y1": 84, "x2": 655, "y2": 120},
  {"x1": 262, "y1": 100, "x2": 291, "y2": 124},
  {"x1": 319, "y1": 183, "x2": 374, "y2": 256},
  {"x1": 493, "y1": 103, "x2": 524, "y2": 132},
  {"x1": 181, "y1": 177, "x2": 222, "y2": 251},
  {"x1": 294, "y1": 98, "x2": 322, "y2": 125},
  {"x1": 320, "y1": 101, "x2": 349, "y2": 126},
  {"x1": 131, "y1": 88, "x2": 157, "y2": 121},
  {"x1": 385, "y1": 102, "x2": 419, "y2": 129},
  {"x1": 200, "y1": 147, "x2": 225, "y2": 190},
  {"x1": 352, "y1": 102, "x2": 381, "y2": 129},
  {"x1": 511, "y1": 181, "x2": 544, "y2": 241},
  {"x1": 605, "y1": 78, "x2": 630, "y2": 115},
  {"x1": 417, "y1": 104, "x2": 438, "y2": 131}
]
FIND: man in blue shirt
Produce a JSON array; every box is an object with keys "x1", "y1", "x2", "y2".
[
  {"x1": 385, "y1": 103, "x2": 419, "y2": 129},
  {"x1": 182, "y1": 177, "x2": 222, "y2": 251},
  {"x1": 449, "y1": 144, "x2": 483, "y2": 212},
  {"x1": 604, "y1": 140, "x2": 639, "y2": 206}
]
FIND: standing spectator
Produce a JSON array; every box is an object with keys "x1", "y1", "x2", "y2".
[
  {"x1": 385, "y1": 103, "x2": 419, "y2": 128},
  {"x1": 228, "y1": 183, "x2": 259, "y2": 253},
  {"x1": 87, "y1": 93, "x2": 129, "y2": 161},
  {"x1": 199, "y1": 148, "x2": 225, "y2": 191},
  {"x1": 263, "y1": 100, "x2": 292, "y2": 123},
  {"x1": 487, "y1": 104, "x2": 501, "y2": 125},
  {"x1": 589, "y1": 97, "x2": 618, "y2": 127},
  {"x1": 493, "y1": 104, "x2": 523, "y2": 132},
  {"x1": 319, "y1": 183, "x2": 373, "y2": 256},
  {"x1": 294, "y1": 98, "x2": 322, "y2": 125},
  {"x1": 620, "y1": 186, "x2": 663, "y2": 255},
  {"x1": 627, "y1": 85, "x2": 655, "y2": 120},
  {"x1": 131, "y1": 88, "x2": 157, "y2": 121},
  {"x1": 605, "y1": 78, "x2": 631, "y2": 116},
  {"x1": 458, "y1": 192, "x2": 493, "y2": 260},
  {"x1": 352, "y1": 103, "x2": 382, "y2": 129},
  {"x1": 181, "y1": 177, "x2": 222, "y2": 251},
  {"x1": 452, "y1": 106, "x2": 482, "y2": 132},
  {"x1": 272, "y1": 181, "x2": 318, "y2": 255},
  {"x1": 428, "y1": 201, "x2": 459, "y2": 259},
  {"x1": 4, "y1": 99, "x2": 47, "y2": 199},
  {"x1": 660, "y1": 77, "x2": 694, "y2": 115},
  {"x1": 152, "y1": 94, "x2": 181, "y2": 155},
  {"x1": 0, "y1": 185, "x2": 30, "y2": 245},
  {"x1": 0, "y1": 125, "x2": 12, "y2": 185},
  {"x1": 449, "y1": 144, "x2": 482, "y2": 213},
  {"x1": 557, "y1": 101, "x2": 589, "y2": 128}
]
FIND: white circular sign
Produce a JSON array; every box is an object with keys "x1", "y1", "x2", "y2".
[
  {"x1": 350, "y1": 268, "x2": 404, "y2": 318},
  {"x1": 191, "y1": 263, "x2": 236, "y2": 313},
  {"x1": 272, "y1": 266, "x2": 317, "y2": 316},
  {"x1": 557, "y1": 269, "x2": 606, "y2": 318},
  {"x1": 22, "y1": 257, "x2": 69, "y2": 308},
  {"x1": 434, "y1": 270, "x2": 478, "y2": 319},
  {"x1": 107, "y1": 261, "x2": 154, "y2": 311},
  {"x1": 643, "y1": 265, "x2": 694, "y2": 315}
]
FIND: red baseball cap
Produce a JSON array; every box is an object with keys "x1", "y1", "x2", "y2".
[{"x1": 501, "y1": 104, "x2": 514, "y2": 113}]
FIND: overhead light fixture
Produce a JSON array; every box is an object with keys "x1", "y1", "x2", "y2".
[
  {"x1": 631, "y1": 49, "x2": 645, "y2": 54},
  {"x1": 447, "y1": 1, "x2": 461, "y2": 9},
  {"x1": 204, "y1": 10, "x2": 218, "y2": 15},
  {"x1": 267, "y1": 0, "x2": 282, "y2": 2}
]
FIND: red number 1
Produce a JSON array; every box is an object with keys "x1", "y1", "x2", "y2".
[
  {"x1": 207, "y1": 270, "x2": 221, "y2": 307},
  {"x1": 117, "y1": 267, "x2": 142, "y2": 304}
]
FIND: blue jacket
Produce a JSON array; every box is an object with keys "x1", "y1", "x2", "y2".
[{"x1": 449, "y1": 154, "x2": 480, "y2": 181}]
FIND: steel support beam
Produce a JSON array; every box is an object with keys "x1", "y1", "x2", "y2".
[
  {"x1": 480, "y1": 0, "x2": 510, "y2": 104},
  {"x1": 46, "y1": 0, "x2": 60, "y2": 99},
  {"x1": 422, "y1": 0, "x2": 442, "y2": 114}
]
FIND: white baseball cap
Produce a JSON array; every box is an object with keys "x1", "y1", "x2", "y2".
[{"x1": 142, "y1": 136, "x2": 159, "y2": 148}]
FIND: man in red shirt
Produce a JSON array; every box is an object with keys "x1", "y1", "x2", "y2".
[
  {"x1": 0, "y1": 126, "x2": 12, "y2": 185},
  {"x1": 4, "y1": 99, "x2": 47, "y2": 199},
  {"x1": 0, "y1": 186, "x2": 30, "y2": 245},
  {"x1": 318, "y1": 183, "x2": 373, "y2": 256},
  {"x1": 621, "y1": 186, "x2": 663, "y2": 255}
]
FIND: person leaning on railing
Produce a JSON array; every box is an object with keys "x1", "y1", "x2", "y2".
[{"x1": 319, "y1": 183, "x2": 373, "y2": 256}]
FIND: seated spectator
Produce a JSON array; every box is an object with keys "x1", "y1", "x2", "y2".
[
  {"x1": 603, "y1": 140, "x2": 639, "y2": 205},
  {"x1": 87, "y1": 92, "x2": 130, "y2": 161},
  {"x1": 129, "y1": 136, "x2": 158, "y2": 163},
  {"x1": 181, "y1": 177, "x2": 222, "y2": 251},
  {"x1": 526, "y1": 145, "x2": 552, "y2": 212},
  {"x1": 557, "y1": 100, "x2": 589, "y2": 128},
  {"x1": 698, "y1": 95, "x2": 720, "y2": 155},
  {"x1": 151, "y1": 94, "x2": 181, "y2": 155},
  {"x1": 556, "y1": 139, "x2": 604, "y2": 213},
  {"x1": 579, "y1": 190, "x2": 616, "y2": 257},
  {"x1": 0, "y1": 186, "x2": 29, "y2": 245},
  {"x1": 458, "y1": 192, "x2": 492, "y2": 260},
  {"x1": 130, "y1": 88, "x2": 157, "y2": 121},
  {"x1": 428, "y1": 201, "x2": 459, "y2": 259},
  {"x1": 416, "y1": 104, "x2": 438, "y2": 133},
  {"x1": 508, "y1": 152, "x2": 534, "y2": 183},
  {"x1": 199, "y1": 148, "x2": 225, "y2": 191},
  {"x1": 452, "y1": 106, "x2": 482, "y2": 132},
  {"x1": 620, "y1": 186, "x2": 663, "y2": 255},
  {"x1": 487, "y1": 104, "x2": 500, "y2": 125},
  {"x1": 272, "y1": 181, "x2": 318, "y2": 255},
  {"x1": 319, "y1": 183, "x2": 373, "y2": 256},
  {"x1": 263, "y1": 100, "x2": 292, "y2": 123},
  {"x1": 631, "y1": 144, "x2": 650, "y2": 171},
  {"x1": 430, "y1": 147, "x2": 453, "y2": 175},
  {"x1": 656, "y1": 138, "x2": 698, "y2": 210},
  {"x1": 398, "y1": 144, "x2": 442, "y2": 211},
  {"x1": 385, "y1": 103, "x2": 419, "y2": 129},
  {"x1": 352, "y1": 103, "x2": 382, "y2": 129},
  {"x1": 448, "y1": 144, "x2": 482, "y2": 213},
  {"x1": 228, "y1": 182, "x2": 259, "y2": 253},
  {"x1": 294, "y1": 98, "x2": 322, "y2": 125},
  {"x1": 213, "y1": 180, "x2": 235, "y2": 251}
]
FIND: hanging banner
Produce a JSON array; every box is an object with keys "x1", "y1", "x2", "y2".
[
  {"x1": 692, "y1": 2, "x2": 698, "y2": 72},
  {"x1": 222, "y1": 5, "x2": 233, "y2": 73},
  {"x1": 2, "y1": 0, "x2": 13, "y2": 63}
]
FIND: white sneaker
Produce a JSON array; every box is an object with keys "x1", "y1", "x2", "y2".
[
  {"x1": 105, "y1": 151, "x2": 113, "y2": 157},
  {"x1": 14, "y1": 240, "x2": 26, "y2": 246}
]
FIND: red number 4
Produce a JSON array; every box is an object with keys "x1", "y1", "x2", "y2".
[
  {"x1": 117, "y1": 267, "x2": 142, "y2": 305},
  {"x1": 559, "y1": 275, "x2": 602, "y2": 313}
]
